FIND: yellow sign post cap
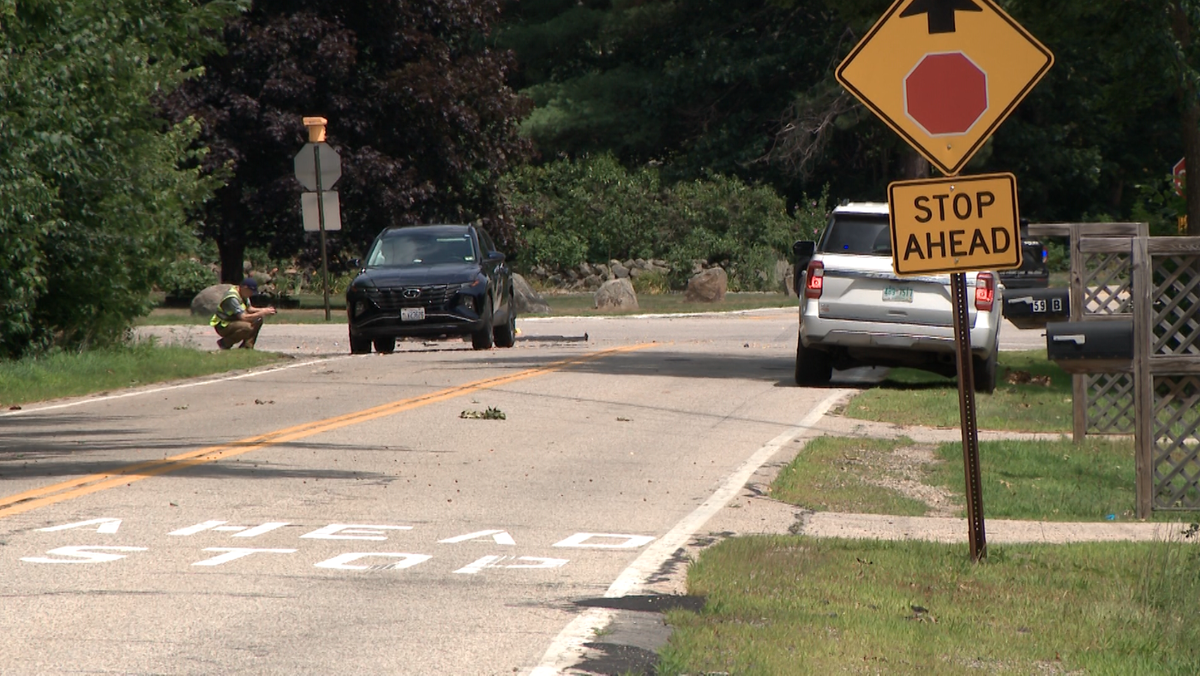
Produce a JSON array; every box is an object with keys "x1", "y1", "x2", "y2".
[
  {"x1": 888, "y1": 172, "x2": 1022, "y2": 276},
  {"x1": 303, "y1": 117, "x2": 328, "y2": 143}
]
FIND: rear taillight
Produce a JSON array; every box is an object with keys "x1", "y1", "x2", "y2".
[
  {"x1": 804, "y1": 261, "x2": 824, "y2": 299},
  {"x1": 974, "y1": 272, "x2": 995, "y2": 312}
]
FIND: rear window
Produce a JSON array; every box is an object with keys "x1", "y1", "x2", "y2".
[{"x1": 819, "y1": 214, "x2": 892, "y2": 255}]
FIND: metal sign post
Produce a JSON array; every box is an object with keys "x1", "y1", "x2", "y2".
[
  {"x1": 837, "y1": 0, "x2": 1055, "y2": 562},
  {"x1": 950, "y1": 273, "x2": 986, "y2": 560},
  {"x1": 314, "y1": 143, "x2": 330, "y2": 321},
  {"x1": 294, "y1": 117, "x2": 343, "y2": 321}
]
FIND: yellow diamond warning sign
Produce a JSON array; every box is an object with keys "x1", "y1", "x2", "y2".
[
  {"x1": 888, "y1": 173, "x2": 1021, "y2": 275},
  {"x1": 837, "y1": 0, "x2": 1053, "y2": 176}
]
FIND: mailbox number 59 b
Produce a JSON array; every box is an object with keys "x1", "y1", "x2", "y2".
[{"x1": 1033, "y1": 298, "x2": 1064, "y2": 314}]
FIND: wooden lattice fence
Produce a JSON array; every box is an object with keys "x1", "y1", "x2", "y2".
[{"x1": 1028, "y1": 224, "x2": 1200, "y2": 516}]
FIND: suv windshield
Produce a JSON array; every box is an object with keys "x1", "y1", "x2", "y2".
[
  {"x1": 366, "y1": 232, "x2": 476, "y2": 267},
  {"x1": 820, "y1": 214, "x2": 892, "y2": 255}
]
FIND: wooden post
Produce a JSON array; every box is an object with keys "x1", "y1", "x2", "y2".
[
  {"x1": 1133, "y1": 224, "x2": 1153, "y2": 518},
  {"x1": 1068, "y1": 224, "x2": 1087, "y2": 442}
]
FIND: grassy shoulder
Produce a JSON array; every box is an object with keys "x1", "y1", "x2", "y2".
[
  {"x1": 840, "y1": 350, "x2": 1073, "y2": 433},
  {"x1": 771, "y1": 435, "x2": 1188, "y2": 524},
  {"x1": 660, "y1": 535, "x2": 1200, "y2": 675},
  {"x1": 663, "y1": 433, "x2": 1200, "y2": 674},
  {"x1": 0, "y1": 343, "x2": 285, "y2": 408}
]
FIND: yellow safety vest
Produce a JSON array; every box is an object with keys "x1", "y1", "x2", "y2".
[{"x1": 209, "y1": 286, "x2": 245, "y2": 328}]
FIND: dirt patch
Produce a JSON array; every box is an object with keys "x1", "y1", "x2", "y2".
[{"x1": 843, "y1": 441, "x2": 961, "y2": 517}]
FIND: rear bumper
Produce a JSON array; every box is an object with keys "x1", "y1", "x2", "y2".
[{"x1": 799, "y1": 304, "x2": 1000, "y2": 357}]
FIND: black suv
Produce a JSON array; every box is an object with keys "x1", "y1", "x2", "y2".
[
  {"x1": 998, "y1": 225, "x2": 1049, "y2": 289},
  {"x1": 346, "y1": 224, "x2": 516, "y2": 353}
]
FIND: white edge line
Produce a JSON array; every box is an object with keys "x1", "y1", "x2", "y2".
[
  {"x1": 527, "y1": 388, "x2": 851, "y2": 676},
  {"x1": 0, "y1": 356, "x2": 353, "y2": 417}
]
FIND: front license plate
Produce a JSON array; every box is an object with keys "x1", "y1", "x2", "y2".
[
  {"x1": 882, "y1": 286, "x2": 913, "y2": 303},
  {"x1": 401, "y1": 307, "x2": 425, "y2": 321}
]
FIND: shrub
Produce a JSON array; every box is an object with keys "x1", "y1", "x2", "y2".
[
  {"x1": 160, "y1": 258, "x2": 217, "y2": 299},
  {"x1": 504, "y1": 154, "x2": 829, "y2": 291}
]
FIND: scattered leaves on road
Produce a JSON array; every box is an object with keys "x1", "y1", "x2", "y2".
[{"x1": 461, "y1": 407, "x2": 506, "y2": 420}]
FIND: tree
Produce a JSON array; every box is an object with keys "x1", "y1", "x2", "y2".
[
  {"x1": 164, "y1": 0, "x2": 532, "y2": 283},
  {"x1": 497, "y1": 0, "x2": 843, "y2": 195},
  {"x1": 0, "y1": 0, "x2": 236, "y2": 358}
]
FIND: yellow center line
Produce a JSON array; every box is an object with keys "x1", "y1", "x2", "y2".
[{"x1": 0, "y1": 343, "x2": 656, "y2": 519}]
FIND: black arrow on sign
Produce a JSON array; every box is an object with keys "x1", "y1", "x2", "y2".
[{"x1": 900, "y1": 0, "x2": 983, "y2": 34}]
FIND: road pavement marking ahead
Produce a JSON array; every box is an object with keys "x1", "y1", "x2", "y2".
[{"x1": 0, "y1": 344, "x2": 656, "y2": 520}]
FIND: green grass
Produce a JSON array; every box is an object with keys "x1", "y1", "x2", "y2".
[
  {"x1": 659, "y1": 535, "x2": 1200, "y2": 676},
  {"x1": 930, "y1": 437, "x2": 1199, "y2": 523},
  {"x1": 0, "y1": 342, "x2": 284, "y2": 408},
  {"x1": 772, "y1": 435, "x2": 1198, "y2": 524},
  {"x1": 841, "y1": 350, "x2": 1073, "y2": 432},
  {"x1": 771, "y1": 437, "x2": 932, "y2": 516}
]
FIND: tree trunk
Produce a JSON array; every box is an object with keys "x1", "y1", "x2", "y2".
[
  {"x1": 219, "y1": 235, "x2": 247, "y2": 284},
  {"x1": 901, "y1": 149, "x2": 931, "y2": 180},
  {"x1": 215, "y1": 186, "x2": 247, "y2": 283}
]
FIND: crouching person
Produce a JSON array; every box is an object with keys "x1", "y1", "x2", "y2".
[{"x1": 211, "y1": 277, "x2": 276, "y2": 349}]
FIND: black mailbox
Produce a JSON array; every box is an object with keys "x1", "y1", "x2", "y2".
[
  {"x1": 1046, "y1": 320, "x2": 1134, "y2": 373},
  {"x1": 1003, "y1": 287, "x2": 1070, "y2": 329}
]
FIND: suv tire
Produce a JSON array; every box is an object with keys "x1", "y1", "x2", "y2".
[
  {"x1": 795, "y1": 338, "x2": 833, "y2": 386},
  {"x1": 972, "y1": 347, "x2": 998, "y2": 394},
  {"x1": 493, "y1": 293, "x2": 517, "y2": 348},
  {"x1": 373, "y1": 337, "x2": 396, "y2": 354},
  {"x1": 349, "y1": 331, "x2": 372, "y2": 355},
  {"x1": 471, "y1": 298, "x2": 495, "y2": 350}
]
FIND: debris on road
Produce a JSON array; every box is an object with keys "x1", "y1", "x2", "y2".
[{"x1": 460, "y1": 407, "x2": 506, "y2": 420}]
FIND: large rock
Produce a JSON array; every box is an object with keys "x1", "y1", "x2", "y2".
[
  {"x1": 685, "y1": 267, "x2": 728, "y2": 302},
  {"x1": 512, "y1": 273, "x2": 551, "y2": 314},
  {"x1": 594, "y1": 278, "x2": 638, "y2": 310},
  {"x1": 191, "y1": 283, "x2": 235, "y2": 317}
]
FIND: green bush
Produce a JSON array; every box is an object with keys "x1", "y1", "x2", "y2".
[
  {"x1": 631, "y1": 269, "x2": 669, "y2": 295},
  {"x1": 504, "y1": 154, "x2": 829, "y2": 291},
  {"x1": 160, "y1": 259, "x2": 217, "y2": 299}
]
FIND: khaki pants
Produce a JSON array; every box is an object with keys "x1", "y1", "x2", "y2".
[{"x1": 215, "y1": 319, "x2": 264, "y2": 349}]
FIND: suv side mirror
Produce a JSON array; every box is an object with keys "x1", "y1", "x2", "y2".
[
  {"x1": 487, "y1": 251, "x2": 506, "y2": 263},
  {"x1": 793, "y1": 240, "x2": 816, "y2": 270}
]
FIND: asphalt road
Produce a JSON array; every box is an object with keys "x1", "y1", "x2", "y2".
[{"x1": 0, "y1": 309, "x2": 1047, "y2": 675}]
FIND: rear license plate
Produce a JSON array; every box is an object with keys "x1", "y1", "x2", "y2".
[
  {"x1": 882, "y1": 286, "x2": 913, "y2": 303},
  {"x1": 401, "y1": 307, "x2": 425, "y2": 321}
]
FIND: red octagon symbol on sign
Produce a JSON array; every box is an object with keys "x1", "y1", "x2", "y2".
[{"x1": 905, "y1": 52, "x2": 989, "y2": 137}]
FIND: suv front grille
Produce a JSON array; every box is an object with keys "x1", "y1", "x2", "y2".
[{"x1": 366, "y1": 285, "x2": 456, "y2": 311}]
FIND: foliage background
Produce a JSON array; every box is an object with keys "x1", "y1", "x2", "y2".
[
  {"x1": 0, "y1": 0, "x2": 236, "y2": 359},
  {"x1": 502, "y1": 154, "x2": 827, "y2": 290}
]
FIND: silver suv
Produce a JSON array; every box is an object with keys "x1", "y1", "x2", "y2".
[{"x1": 793, "y1": 202, "x2": 1002, "y2": 392}]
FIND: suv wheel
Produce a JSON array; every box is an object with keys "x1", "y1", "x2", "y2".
[
  {"x1": 795, "y1": 338, "x2": 832, "y2": 386},
  {"x1": 349, "y1": 331, "x2": 372, "y2": 355},
  {"x1": 373, "y1": 337, "x2": 396, "y2": 354},
  {"x1": 493, "y1": 293, "x2": 517, "y2": 348},
  {"x1": 972, "y1": 348, "x2": 998, "y2": 394},
  {"x1": 471, "y1": 298, "x2": 495, "y2": 350}
]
